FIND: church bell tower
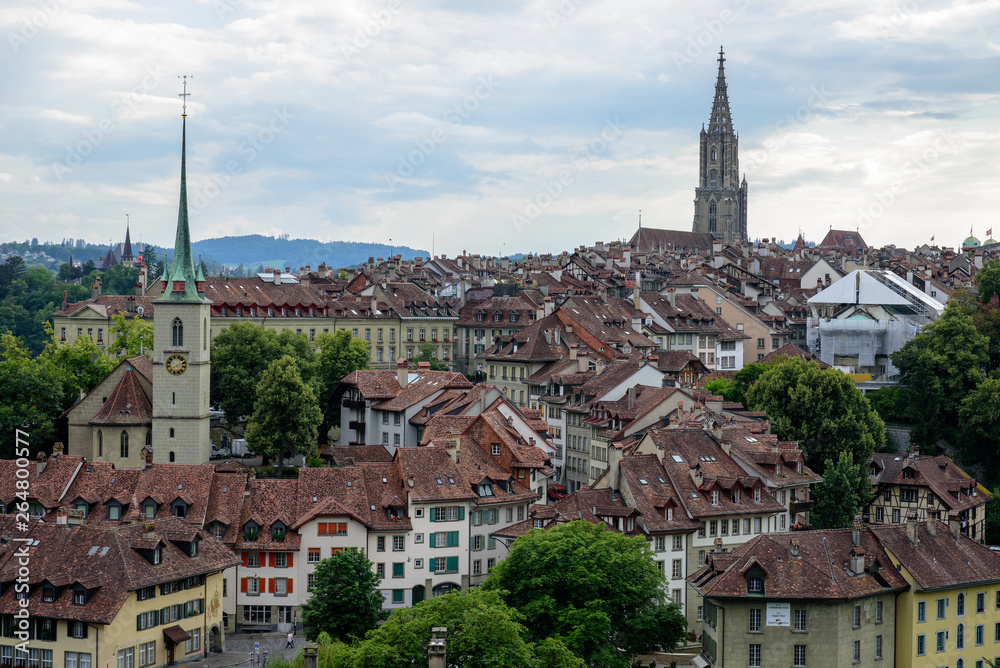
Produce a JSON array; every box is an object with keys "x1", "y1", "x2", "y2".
[
  {"x1": 151, "y1": 77, "x2": 213, "y2": 464},
  {"x1": 692, "y1": 47, "x2": 748, "y2": 245}
]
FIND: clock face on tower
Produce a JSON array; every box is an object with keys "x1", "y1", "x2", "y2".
[{"x1": 165, "y1": 353, "x2": 188, "y2": 376}]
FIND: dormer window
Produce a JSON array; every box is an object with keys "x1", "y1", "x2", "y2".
[
  {"x1": 711, "y1": 491, "x2": 719, "y2": 506},
  {"x1": 144, "y1": 501, "x2": 156, "y2": 519},
  {"x1": 211, "y1": 523, "x2": 226, "y2": 539},
  {"x1": 190, "y1": 536, "x2": 199, "y2": 557},
  {"x1": 776, "y1": 462, "x2": 782, "y2": 475},
  {"x1": 478, "y1": 483, "x2": 493, "y2": 497},
  {"x1": 667, "y1": 508, "x2": 673, "y2": 521},
  {"x1": 732, "y1": 490, "x2": 741, "y2": 504},
  {"x1": 153, "y1": 546, "x2": 162, "y2": 565},
  {"x1": 73, "y1": 587, "x2": 87, "y2": 605},
  {"x1": 797, "y1": 462, "x2": 803, "y2": 474},
  {"x1": 491, "y1": 444, "x2": 501, "y2": 456},
  {"x1": 42, "y1": 586, "x2": 54, "y2": 602},
  {"x1": 903, "y1": 468, "x2": 916, "y2": 479},
  {"x1": 107, "y1": 501, "x2": 122, "y2": 521},
  {"x1": 753, "y1": 488, "x2": 761, "y2": 502},
  {"x1": 747, "y1": 577, "x2": 764, "y2": 594},
  {"x1": 74, "y1": 501, "x2": 89, "y2": 518},
  {"x1": 172, "y1": 499, "x2": 188, "y2": 518}
]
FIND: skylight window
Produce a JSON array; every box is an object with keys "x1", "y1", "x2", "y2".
[
  {"x1": 638, "y1": 478, "x2": 648, "y2": 485},
  {"x1": 671, "y1": 455, "x2": 684, "y2": 463}
]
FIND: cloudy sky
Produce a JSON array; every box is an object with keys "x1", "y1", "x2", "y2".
[{"x1": 2, "y1": 0, "x2": 999, "y2": 258}]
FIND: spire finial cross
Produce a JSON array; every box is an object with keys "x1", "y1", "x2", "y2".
[
  {"x1": 718, "y1": 46, "x2": 725, "y2": 68},
  {"x1": 178, "y1": 75, "x2": 193, "y2": 117}
]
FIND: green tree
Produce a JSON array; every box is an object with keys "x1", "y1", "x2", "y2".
[
  {"x1": 984, "y1": 487, "x2": 1000, "y2": 545},
  {"x1": 324, "y1": 587, "x2": 583, "y2": 668},
  {"x1": 482, "y1": 520, "x2": 686, "y2": 668},
  {"x1": 976, "y1": 260, "x2": 1000, "y2": 305},
  {"x1": 211, "y1": 323, "x2": 316, "y2": 420},
  {"x1": 107, "y1": 312, "x2": 154, "y2": 358},
  {"x1": 244, "y1": 355, "x2": 322, "y2": 476},
  {"x1": 948, "y1": 287, "x2": 1000, "y2": 373},
  {"x1": 865, "y1": 386, "x2": 911, "y2": 424},
  {"x1": 810, "y1": 452, "x2": 866, "y2": 530},
  {"x1": 315, "y1": 330, "x2": 370, "y2": 440},
  {"x1": 729, "y1": 361, "x2": 768, "y2": 406},
  {"x1": 0, "y1": 256, "x2": 26, "y2": 299},
  {"x1": 958, "y1": 378, "x2": 1000, "y2": 484},
  {"x1": 0, "y1": 334, "x2": 64, "y2": 454},
  {"x1": 413, "y1": 342, "x2": 447, "y2": 371},
  {"x1": 301, "y1": 548, "x2": 387, "y2": 642},
  {"x1": 892, "y1": 303, "x2": 989, "y2": 448},
  {"x1": 747, "y1": 357, "x2": 885, "y2": 474},
  {"x1": 703, "y1": 377, "x2": 736, "y2": 402},
  {"x1": 100, "y1": 264, "x2": 140, "y2": 295},
  {"x1": 39, "y1": 324, "x2": 114, "y2": 409}
]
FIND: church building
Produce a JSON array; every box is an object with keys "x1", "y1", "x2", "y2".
[
  {"x1": 691, "y1": 47, "x2": 748, "y2": 245},
  {"x1": 63, "y1": 87, "x2": 213, "y2": 467}
]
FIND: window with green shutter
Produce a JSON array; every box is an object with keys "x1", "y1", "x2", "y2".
[
  {"x1": 429, "y1": 507, "x2": 437, "y2": 522},
  {"x1": 429, "y1": 533, "x2": 437, "y2": 548},
  {"x1": 446, "y1": 556, "x2": 458, "y2": 572},
  {"x1": 447, "y1": 532, "x2": 459, "y2": 547},
  {"x1": 392, "y1": 563, "x2": 404, "y2": 578}
]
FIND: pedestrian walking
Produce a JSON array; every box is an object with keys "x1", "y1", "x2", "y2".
[{"x1": 285, "y1": 631, "x2": 294, "y2": 649}]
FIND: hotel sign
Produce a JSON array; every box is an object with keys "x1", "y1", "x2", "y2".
[{"x1": 766, "y1": 602, "x2": 790, "y2": 627}]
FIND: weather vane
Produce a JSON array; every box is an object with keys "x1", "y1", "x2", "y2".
[{"x1": 178, "y1": 75, "x2": 193, "y2": 117}]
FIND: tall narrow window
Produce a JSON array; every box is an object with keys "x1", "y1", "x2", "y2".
[
  {"x1": 710, "y1": 169, "x2": 718, "y2": 187},
  {"x1": 172, "y1": 318, "x2": 183, "y2": 347},
  {"x1": 98, "y1": 430, "x2": 103, "y2": 457},
  {"x1": 120, "y1": 430, "x2": 129, "y2": 458}
]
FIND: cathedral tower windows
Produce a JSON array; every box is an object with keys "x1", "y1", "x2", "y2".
[
  {"x1": 120, "y1": 430, "x2": 129, "y2": 459},
  {"x1": 172, "y1": 318, "x2": 183, "y2": 347}
]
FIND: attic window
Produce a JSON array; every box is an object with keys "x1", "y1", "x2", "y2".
[
  {"x1": 671, "y1": 455, "x2": 684, "y2": 464},
  {"x1": 222, "y1": 487, "x2": 228, "y2": 493},
  {"x1": 312, "y1": 496, "x2": 318, "y2": 503},
  {"x1": 903, "y1": 468, "x2": 915, "y2": 479},
  {"x1": 657, "y1": 476, "x2": 667, "y2": 484},
  {"x1": 370, "y1": 505, "x2": 376, "y2": 511},
  {"x1": 491, "y1": 444, "x2": 501, "y2": 456},
  {"x1": 688, "y1": 491, "x2": 698, "y2": 498},
  {"x1": 638, "y1": 478, "x2": 648, "y2": 485},
  {"x1": 382, "y1": 477, "x2": 388, "y2": 484},
  {"x1": 436, "y1": 478, "x2": 443, "y2": 485},
  {"x1": 745, "y1": 437, "x2": 758, "y2": 443},
  {"x1": 448, "y1": 477, "x2": 456, "y2": 485},
  {"x1": 347, "y1": 481, "x2": 353, "y2": 488}
]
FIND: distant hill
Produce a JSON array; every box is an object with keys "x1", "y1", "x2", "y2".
[{"x1": 182, "y1": 235, "x2": 428, "y2": 272}]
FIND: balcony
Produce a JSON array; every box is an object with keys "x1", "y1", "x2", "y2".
[
  {"x1": 348, "y1": 420, "x2": 366, "y2": 432},
  {"x1": 789, "y1": 500, "x2": 813, "y2": 514},
  {"x1": 342, "y1": 398, "x2": 365, "y2": 410}
]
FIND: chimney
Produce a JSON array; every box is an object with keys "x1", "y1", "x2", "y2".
[
  {"x1": 569, "y1": 344, "x2": 577, "y2": 360},
  {"x1": 61, "y1": 290, "x2": 67, "y2": 311},
  {"x1": 91, "y1": 277, "x2": 101, "y2": 300},
  {"x1": 666, "y1": 287, "x2": 675, "y2": 310},
  {"x1": 544, "y1": 296, "x2": 554, "y2": 317},
  {"x1": 544, "y1": 329, "x2": 553, "y2": 345},
  {"x1": 577, "y1": 350, "x2": 588, "y2": 373},
  {"x1": 345, "y1": 457, "x2": 355, "y2": 467},
  {"x1": 851, "y1": 516, "x2": 862, "y2": 547},
  {"x1": 905, "y1": 509, "x2": 919, "y2": 545},
  {"x1": 141, "y1": 448, "x2": 153, "y2": 471},
  {"x1": 627, "y1": 386, "x2": 636, "y2": 409},
  {"x1": 273, "y1": 269, "x2": 281, "y2": 286},
  {"x1": 949, "y1": 517, "x2": 962, "y2": 543},
  {"x1": 397, "y1": 358, "x2": 409, "y2": 389},
  {"x1": 371, "y1": 297, "x2": 378, "y2": 314},
  {"x1": 789, "y1": 538, "x2": 800, "y2": 558},
  {"x1": 67, "y1": 507, "x2": 85, "y2": 526},
  {"x1": 850, "y1": 546, "x2": 866, "y2": 575},
  {"x1": 35, "y1": 451, "x2": 49, "y2": 476},
  {"x1": 713, "y1": 537, "x2": 724, "y2": 553},
  {"x1": 445, "y1": 430, "x2": 461, "y2": 462},
  {"x1": 927, "y1": 506, "x2": 937, "y2": 535},
  {"x1": 52, "y1": 442, "x2": 64, "y2": 456},
  {"x1": 720, "y1": 439, "x2": 731, "y2": 456}
]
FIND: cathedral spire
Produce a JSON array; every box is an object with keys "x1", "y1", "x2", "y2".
[
  {"x1": 122, "y1": 214, "x2": 134, "y2": 264},
  {"x1": 159, "y1": 75, "x2": 206, "y2": 303},
  {"x1": 708, "y1": 46, "x2": 733, "y2": 135}
]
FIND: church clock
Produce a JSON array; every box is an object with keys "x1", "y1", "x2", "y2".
[{"x1": 165, "y1": 353, "x2": 188, "y2": 376}]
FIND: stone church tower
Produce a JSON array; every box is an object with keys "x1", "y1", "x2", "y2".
[
  {"x1": 692, "y1": 47, "x2": 748, "y2": 245},
  {"x1": 151, "y1": 89, "x2": 213, "y2": 464}
]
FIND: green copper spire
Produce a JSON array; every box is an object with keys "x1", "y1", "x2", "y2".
[{"x1": 158, "y1": 76, "x2": 208, "y2": 303}]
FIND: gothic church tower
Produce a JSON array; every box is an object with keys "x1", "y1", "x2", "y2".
[
  {"x1": 151, "y1": 81, "x2": 213, "y2": 464},
  {"x1": 692, "y1": 47, "x2": 748, "y2": 245}
]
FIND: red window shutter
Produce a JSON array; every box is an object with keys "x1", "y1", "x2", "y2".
[
  {"x1": 318, "y1": 523, "x2": 326, "y2": 535},
  {"x1": 240, "y1": 578, "x2": 247, "y2": 593},
  {"x1": 269, "y1": 553, "x2": 276, "y2": 568},
  {"x1": 241, "y1": 552, "x2": 249, "y2": 567},
  {"x1": 287, "y1": 553, "x2": 294, "y2": 568},
  {"x1": 287, "y1": 578, "x2": 293, "y2": 594},
  {"x1": 268, "y1": 578, "x2": 275, "y2": 593}
]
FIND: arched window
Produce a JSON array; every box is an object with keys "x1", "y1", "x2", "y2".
[
  {"x1": 169, "y1": 428, "x2": 175, "y2": 438},
  {"x1": 956, "y1": 622, "x2": 964, "y2": 649},
  {"x1": 146, "y1": 430, "x2": 152, "y2": 446},
  {"x1": 120, "y1": 430, "x2": 129, "y2": 459},
  {"x1": 710, "y1": 170, "x2": 718, "y2": 187},
  {"x1": 169, "y1": 451, "x2": 176, "y2": 463},
  {"x1": 710, "y1": 217, "x2": 717, "y2": 233},
  {"x1": 957, "y1": 593, "x2": 965, "y2": 616},
  {"x1": 709, "y1": 201, "x2": 717, "y2": 215},
  {"x1": 98, "y1": 430, "x2": 103, "y2": 457},
  {"x1": 710, "y1": 147, "x2": 717, "y2": 162},
  {"x1": 172, "y1": 318, "x2": 183, "y2": 347}
]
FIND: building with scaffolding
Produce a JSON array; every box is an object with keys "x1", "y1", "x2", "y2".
[{"x1": 805, "y1": 270, "x2": 944, "y2": 387}]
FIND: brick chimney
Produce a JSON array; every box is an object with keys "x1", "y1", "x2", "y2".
[
  {"x1": 927, "y1": 505, "x2": 937, "y2": 535},
  {"x1": 272, "y1": 269, "x2": 281, "y2": 286},
  {"x1": 91, "y1": 277, "x2": 102, "y2": 300},
  {"x1": 906, "y1": 509, "x2": 919, "y2": 545},
  {"x1": 397, "y1": 358, "x2": 409, "y2": 389}
]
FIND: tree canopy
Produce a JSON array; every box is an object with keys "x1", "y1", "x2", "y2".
[
  {"x1": 314, "y1": 330, "x2": 370, "y2": 440},
  {"x1": 958, "y1": 378, "x2": 1000, "y2": 484},
  {"x1": 413, "y1": 342, "x2": 448, "y2": 371},
  {"x1": 891, "y1": 302, "x2": 989, "y2": 448},
  {"x1": 810, "y1": 452, "x2": 867, "y2": 530},
  {"x1": 0, "y1": 334, "x2": 65, "y2": 455},
  {"x1": 301, "y1": 587, "x2": 583, "y2": 668},
  {"x1": 746, "y1": 357, "x2": 885, "y2": 474},
  {"x1": 301, "y1": 548, "x2": 387, "y2": 642},
  {"x1": 482, "y1": 520, "x2": 686, "y2": 668},
  {"x1": 107, "y1": 312, "x2": 153, "y2": 358},
  {"x1": 244, "y1": 355, "x2": 322, "y2": 476}
]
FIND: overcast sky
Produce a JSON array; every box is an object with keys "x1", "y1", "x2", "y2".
[{"x1": 2, "y1": 0, "x2": 998, "y2": 258}]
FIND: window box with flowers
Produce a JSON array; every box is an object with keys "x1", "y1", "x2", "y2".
[
  {"x1": 243, "y1": 529, "x2": 259, "y2": 541},
  {"x1": 271, "y1": 531, "x2": 286, "y2": 542}
]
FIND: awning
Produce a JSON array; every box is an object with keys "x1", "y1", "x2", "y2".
[{"x1": 163, "y1": 625, "x2": 191, "y2": 645}]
